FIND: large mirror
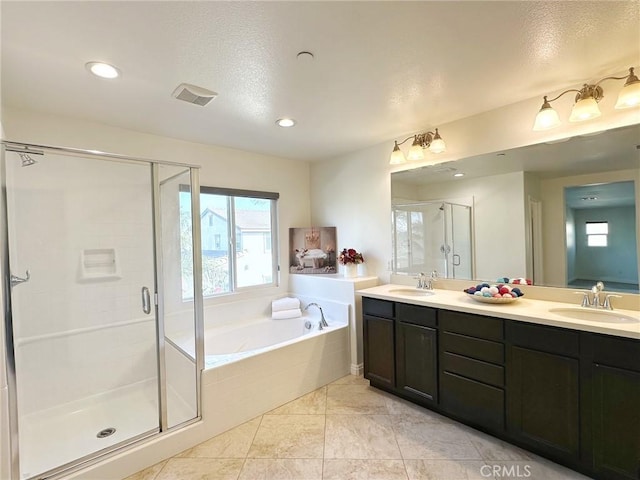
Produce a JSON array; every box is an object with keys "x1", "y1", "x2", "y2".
[{"x1": 391, "y1": 123, "x2": 640, "y2": 293}]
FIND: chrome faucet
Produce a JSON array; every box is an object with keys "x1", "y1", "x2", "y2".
[
  {"x1": 415, "y1": 270, "x2": 438, "y2": 290},
  {"x1": 576, "y1": 281, "x2": 622, "y2": 310},
  {"x1": 304, "y1": 302, "x2": 329, "y2": 329}
]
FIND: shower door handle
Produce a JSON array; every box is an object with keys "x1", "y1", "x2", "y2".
[
  {"x1": 10, "y1": 270, "x2": 30, "y2": 288},
  {"x1": 453, "y1": 254, "x2": 461, "y2": 266},
  {"x1": 141, "y1": 286, "x2": 151, "y2": 314}
]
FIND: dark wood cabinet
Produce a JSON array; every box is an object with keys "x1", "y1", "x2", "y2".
[
  {"x1": 440, "y1": 310, "x2": 505, "y2": 432},
  {"x1": 585, "y1": 334, "x2": 640, "y2": 480},
  {"x1": 360, "y1": 295, "x2": 640, "y2": 480},
  {"x1": 506, "y1": 322, "x2": 581, "y2": 461},
  {"x1": 362, "y1": 298, "x2": 395, "y2": 388},
  {"x1": 396, "y1": 321, "x2": 437, "y2": 403}
]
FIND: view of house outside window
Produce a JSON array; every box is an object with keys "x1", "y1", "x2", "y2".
[{"x1": 180, "y1": 188, "x2": 277, "y2": 299}]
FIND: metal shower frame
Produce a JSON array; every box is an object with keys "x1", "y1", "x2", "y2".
[{"x1": 0, "y1": 140, "x2": 205, "y2": 480}]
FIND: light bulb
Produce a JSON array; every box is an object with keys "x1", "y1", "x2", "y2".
[
  {"x1": 407, "y1": 137, "x2": 425, "y2": 161},
  {"x1": 569, "y1": 97, "x2": 601, "y2": 122},
  {"x1": 533, "y1": 97, "x2": 561, "y2": 131},
  {"x1": 389, "y1": 142, "x2": 406, "y2": 165}
]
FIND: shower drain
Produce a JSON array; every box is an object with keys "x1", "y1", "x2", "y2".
[{"x1": 96, "y1": 427, "x2": 116, "y2": 439}]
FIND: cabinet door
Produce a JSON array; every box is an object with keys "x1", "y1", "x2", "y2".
[
  {"x1": 363, "y1": 315, "x2": 395, "y2": 387},
  {"x1": 507, "y1": 346, "x2": 580, "y2": 460},
  {"x1": 396, "y1": 322, "x2": 437, "y2": 403},
  {"x1": 592, "y1": 364, "x2": 640, "y2": 480}
]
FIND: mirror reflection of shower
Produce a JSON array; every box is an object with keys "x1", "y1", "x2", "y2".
[{"x1": 392, "y1": 201, "x2": 474, "y2": 279}]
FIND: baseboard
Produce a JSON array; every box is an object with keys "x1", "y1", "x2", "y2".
[{"x1": 350, "y1": 363, "x2": 363, "y2": 376}]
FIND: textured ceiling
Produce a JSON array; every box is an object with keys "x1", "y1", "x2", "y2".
[{"x1": 2, "y1": 1, "x2": 639, "y2": 161}]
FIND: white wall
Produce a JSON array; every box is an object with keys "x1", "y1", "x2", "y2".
[{"x1": 309, "y1": 84, "x2": 639, "y2": 284}]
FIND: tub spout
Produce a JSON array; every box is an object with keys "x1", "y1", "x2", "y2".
[{"x1": 304, "y1": 302, "x2": 329, "y2": 328}]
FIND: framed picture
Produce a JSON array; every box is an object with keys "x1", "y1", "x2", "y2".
[{"x1": 289, "y1": 227, "x2": 337, "y2": 274}]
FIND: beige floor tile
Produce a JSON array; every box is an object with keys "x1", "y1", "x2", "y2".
[
  {"x1": 329, "y1": 375, "x2": 369, "y2": 386},
  {"x1": 238, "y1": 458, "x2": 322, "y2": 480},
  {"x1": 383, "y1": 394, "x2": 452, "y2": 423},
  {"x1": 177, "y1": 417, "x2": 261, "y2": 458},
  {"x1": 464, "y1": 431, "x2": 534, "y2": 462},
  {"x1": 266, "y1": 387, "x2": 326, "y2": 415},
  {"x1": 324, "y1": 414, "x2": 401, "y2": 459},
  {"x1": 483, "y1": 459, "x2": 593, "y2": 480},
  {"x1": 155, "y1": 458, "x2": 244, "y2": 480},
  {"x1": 322, "y1": 459, "x2": 409, "y2": 479},
  {"x1": 326, "y1": 384, "x2": 389, "y2": 414},
  {"x1": 404, "y1": 459, "x2": 487, "y2": 480},
  {"x1": 393, "y1": 416, "x2": 483, "y2": 460},
  {"x1": 247, "y1": 415, "x2": 325, "y2": 458},
  {"x1": 123, "y1": 460, "x2": 167, "y2": 480}
]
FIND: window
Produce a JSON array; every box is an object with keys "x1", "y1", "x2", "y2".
[
  {"x1": 180, "y1": 186, "x2": 279, "y2": 299},
  {"x1": 586, "y1": 221, "x2": 608, "y2": 247}
]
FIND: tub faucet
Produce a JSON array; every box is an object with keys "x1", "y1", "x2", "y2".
[{"x1": 304, "y1": 303, "x2": 329, "y2": 328}]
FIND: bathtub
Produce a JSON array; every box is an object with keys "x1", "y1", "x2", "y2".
[
  {"x1": 198, "y1": 300, "x2": 350, "y2": 437},
  {"x1": 203, "y1": 314, "x2": 345, "y2": 368}
]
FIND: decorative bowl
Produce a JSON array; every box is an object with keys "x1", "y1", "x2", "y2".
[{"x1": 466, "y1": 293, "x2": 520, "y2": 304}]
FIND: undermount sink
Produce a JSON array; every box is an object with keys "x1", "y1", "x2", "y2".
[
  {"x1": 388, "y1": 288, "x2": 435, "y2": 297},
  {"x1": 548, "y1": 307, "x2": 639, "y2": 324}
]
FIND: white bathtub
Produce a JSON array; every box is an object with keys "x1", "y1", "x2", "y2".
[{"x1": 203, "y1": 314, "x2": 345, "y2": 368}]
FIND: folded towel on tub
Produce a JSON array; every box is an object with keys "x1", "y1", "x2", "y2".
[
  {"x1": 272, "y1": 296, "x2": 300, "y2": 312},
  {"x1": 272, "y1": 308, "x2": 302, "y2": 320}
]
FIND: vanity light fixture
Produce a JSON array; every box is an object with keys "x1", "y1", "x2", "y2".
[
  {"x1": 389, "y1": 128, "x2": 446, "y2": 165},
  {"x1": 533, "y1": 67, "x2": 640, "y2": 131}
]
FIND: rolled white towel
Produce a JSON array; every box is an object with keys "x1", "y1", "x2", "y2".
[
  {"x1": 272, "y1": 308, "x2": 302, "y2": 320},
  {"x1": 272, "y1": 296, "x2": 300, "y2": 312}
]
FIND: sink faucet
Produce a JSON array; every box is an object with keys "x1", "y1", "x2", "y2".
[
  {"x1": 304, "y1": 302, "x2": 329, "y2": 329},
  {"x1": 576, "y1": 281, "x2": 622, "y2": 310},
  {"x1": 415, "y1": 271, "x2": 438, "y2": 290}
]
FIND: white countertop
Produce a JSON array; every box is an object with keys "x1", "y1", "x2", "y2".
[{"x1": 357, "y1": 284, "x2": 640, "y2": 340}]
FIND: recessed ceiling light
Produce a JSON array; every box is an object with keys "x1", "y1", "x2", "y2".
[
  {"x1": 276, "y1": 118, "x2": 296, "y2": 127},
  {"x1": 453, "y1": 173, "x2": 465, "y2": 177},
  {"x1": 86, "y1": 62, "x2": 120, "y2": 79}
]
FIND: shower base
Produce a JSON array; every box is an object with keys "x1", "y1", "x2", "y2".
[{"x1": 17, "y1": 379, "x2": 194, "y2": 479}]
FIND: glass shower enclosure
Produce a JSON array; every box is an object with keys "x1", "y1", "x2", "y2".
[
  {"x1": 1, "y1": 143, "x2": 204, "y2": 479},
  {"x1": 393, "y1": 201, "x2": 474, "y2": 279}
]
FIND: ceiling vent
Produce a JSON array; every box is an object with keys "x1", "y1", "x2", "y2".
[{"x1": 172, "y1": 83, "x2": 217, "y2": 106}]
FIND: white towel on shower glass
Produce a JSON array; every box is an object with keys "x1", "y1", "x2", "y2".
[
  {"x1": 271, "y1": 297, "x2": 300, "y2": 312},
  {"x1": 272, "y1": 308, "x2": 302, "y2": 320}
]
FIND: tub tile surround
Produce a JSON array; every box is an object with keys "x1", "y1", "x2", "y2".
[{"x1": 126, "y1": 375, "x2": 589, "y2": 480}]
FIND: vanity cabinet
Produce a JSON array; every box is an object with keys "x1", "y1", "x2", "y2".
[
  {"x1": 395, "y1": 303, "x2": 438, "y2": 403},
  {"x1": 360, "y1": 294, "x2": 640, "y2": 480},
  {"x1": 362, "y1": 298, "x2": 395, "y2": 388},
  {"x1": 506, "y1": 322, "x2": 581, "y2": 461},
  {"x1": 583, "y1": 333, "x2": 640, "y2": 480},
  {"x1": 440, "y1": 310, "x2": 505, "y2": 432}
]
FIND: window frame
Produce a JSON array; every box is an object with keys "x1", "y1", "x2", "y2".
[
  {"x1": 181, "y1": 185, "x2": 279, "y2": 299},
  {"x1": 586, "y1": 221, "x2": 608, "y2": 248}
]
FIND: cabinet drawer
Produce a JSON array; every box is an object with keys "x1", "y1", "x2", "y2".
[
  {"x1": 506, "y1": 321, "x2": 579, "y2": 358},
  {"x1": 397, "y1": 303, "x2": 437, "y2": 328},
  {"x1": 363, "y1": 298, "x2": 395, "y2": 319},
  {"x1": 592, "y1": 334, "x2": 640, "y2": 372},
  {"x1": 442, "y1": 352, "x2": 504, "y2": 388},
  {"x1": 440, "y1": 310, "x2": 503, "y2": 341},
  {"x1": 441, "y1": 331, "x2": 505, "y2": 365},
  {"x1": 441, "y1": 371, "x2": 505, "y2": 431}
]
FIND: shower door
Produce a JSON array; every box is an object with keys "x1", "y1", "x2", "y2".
[{"x1": 5, "y1": 150, "x2": 160, "y2": 478}]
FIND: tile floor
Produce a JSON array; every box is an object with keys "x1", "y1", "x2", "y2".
[{"x1": 126, "y1": 375, "x2": 592, "y2": 480}]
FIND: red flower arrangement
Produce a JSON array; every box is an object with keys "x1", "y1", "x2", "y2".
[{"x1": 338, "y1": 248, "x2": 364, "y2": 265}]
